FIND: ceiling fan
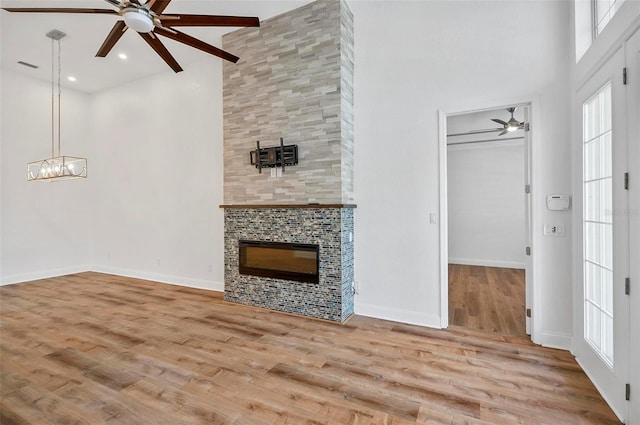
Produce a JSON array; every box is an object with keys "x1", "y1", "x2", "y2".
[
  {"x1": 491, "y1": 107, "x2": 526, "y2": 136},
  {"x1": 2, "y1": 0, "x2": 260, "y2": 73}
]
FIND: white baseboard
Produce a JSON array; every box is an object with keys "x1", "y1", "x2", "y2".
[
  {"x1": 92, "y1": 265, "x2": 224, "y2": 292},
  {"x1": 533, "y1": 330, "x2": 572, "y2": 351},
  {"x1": 448, "y1": 257, "x2": 526, "y2": 269},
  {"x1": 1, "y1": 265, "x2": 92, "y2": 286},
  {"x1": 2, "y1": 265, "x2": 225, "y2": 293},
  {"x1": 355, "y1": 301, "x2": 442, "y2": 328}
]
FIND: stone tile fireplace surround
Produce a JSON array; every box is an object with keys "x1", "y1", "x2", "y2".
[
  {"x1": 223, "y1": 206, "x2": 354, "y2": 322},
  {"x1": 221, "y1": 0, "x2": 354, "y2": 323}
]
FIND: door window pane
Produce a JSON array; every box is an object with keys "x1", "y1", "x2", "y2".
[
  {"x1": 584, "y1": 132, "x2": 612, "y2": 181},
  {"x1": 586, "y1": 301, "x2": 602, "y2": 350},
  {"x1": 603, "y1": 268, "x2": 613, "y2": 315},
  {"x1": 583, "y1": 81, "x2": 613, "y2": 367},
  {"x1": 585, "y1": 179, "x2": 612, "y2": 222}
]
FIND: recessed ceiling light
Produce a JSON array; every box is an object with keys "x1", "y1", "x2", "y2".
[
  {"x1": 118, "y1": 53, "x2": 128, "y2": 60},
  {"x1": 67, "y1": 76, "x2": 77, "y2": 82}
]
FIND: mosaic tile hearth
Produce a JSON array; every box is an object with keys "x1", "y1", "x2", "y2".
[{"x1": 224, "y1": 208, "x2": 354, "y2": 322}]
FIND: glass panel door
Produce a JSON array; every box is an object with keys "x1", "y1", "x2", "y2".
[{"x1": 575, "y1": 47, "x2": 629, "y2": 422}]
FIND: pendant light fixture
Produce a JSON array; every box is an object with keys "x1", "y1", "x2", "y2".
[{"x1": 27, "y1": 30, "x2": 87, "y2": 182}]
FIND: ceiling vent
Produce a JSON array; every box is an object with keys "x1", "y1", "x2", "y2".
[{"x1": 17, "y1": 61, "x2": 38, "y2": 69}]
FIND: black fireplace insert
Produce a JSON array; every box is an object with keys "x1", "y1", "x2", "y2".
[{"x1": 239, "y1": 240, "x2": 319, "y2": 284}]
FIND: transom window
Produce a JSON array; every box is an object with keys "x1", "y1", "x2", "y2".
[{"x1": 594, "y1": 0, "x2": 625, "y2": 37}]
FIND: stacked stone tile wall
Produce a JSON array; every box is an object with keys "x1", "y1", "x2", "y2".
[
  {"x1": 222, "y1": 0, "x2": 354, "y2": 204},
  {"x1": 340, "y1": 2, "x2": 355, "y2": 203},
  {"x1": 224, "y1": 208, "x2": 354, "y2": 322}
]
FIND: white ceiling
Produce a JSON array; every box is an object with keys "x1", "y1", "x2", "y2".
[{"x1": 0, "y1": 0, "x2": 312, "y2": 93}]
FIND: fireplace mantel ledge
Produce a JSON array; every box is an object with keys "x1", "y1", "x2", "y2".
[{"x1": 219, "y1": 203, "x2": 357, "y2": 209}]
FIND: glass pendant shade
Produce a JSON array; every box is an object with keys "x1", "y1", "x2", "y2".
[{"x1": 27, "y1": 156, "x2": 87, "y2": 181}]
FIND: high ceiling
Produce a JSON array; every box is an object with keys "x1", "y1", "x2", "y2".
[{"x1": 0, "y1": 0, "x2": 312, "y2": 93}]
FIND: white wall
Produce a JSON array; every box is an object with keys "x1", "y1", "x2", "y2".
[
  {"x1": 1, "y1": 70, "x2": 93, "y2": 284},
  {"x1": 90, "y1": 59, "x2": 225, "y2": 291},
  {"x1": 351, "y1": 0, "x2": 573, "y2": 348},
  {"x1": 447, "y1": 140, "x2": 526, "y2": 269}
]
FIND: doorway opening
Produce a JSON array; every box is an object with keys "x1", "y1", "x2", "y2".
[{"x1": 441, "y1": 104, "x2": 532, "y2": 337}]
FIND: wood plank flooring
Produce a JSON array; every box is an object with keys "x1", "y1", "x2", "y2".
[
  {"x1": 0, "y1": 272, "x2": 619, "y2": 424},
  {"x1": 448, "y1": 264, "x2": 526, "y2": 337}
]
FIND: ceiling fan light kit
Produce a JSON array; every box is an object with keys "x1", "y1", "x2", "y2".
[
  {"x1": 28, "y1": 31, "x2": 87, "y2": 182},
  {"x1": 3, "y1": 0, "x2": 261, "y2": 72},
  {"x1": 123, "y1": 8, "x2": 154, "y2": 33}
]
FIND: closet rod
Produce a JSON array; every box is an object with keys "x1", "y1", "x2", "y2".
[
  {"x1": 447, "y1": 136, "x2": 523, "y2": 146},
  {"x1": 447, "y1": 128, "x2": 503, "y2": 137}
]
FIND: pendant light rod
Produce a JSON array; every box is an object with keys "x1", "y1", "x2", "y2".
[
  {"x1": 46, "y1": 29, "x2": 66, "y2": 158},
  {"x1": 51, "y1": 35, "x2": 54, "y2": 158},
  {"x1": 58, "y1": 38, "x2": 62, "y2": 157}
]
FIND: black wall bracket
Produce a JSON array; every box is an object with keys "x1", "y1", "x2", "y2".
[{"x1": 250, "y1": 138, "x2": 298, "y2": 173}]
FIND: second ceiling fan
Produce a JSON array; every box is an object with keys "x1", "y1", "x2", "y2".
[
  {"x1": 2, "y1": 0, "x2": 260, "y2": 72},
  {"x1": 491, "y1": 107, "x2": 526, "y2": 136}
]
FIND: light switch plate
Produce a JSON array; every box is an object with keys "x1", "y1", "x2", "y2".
[{"x1": 544, "y1": 224, "x2": 565, "y2": 236}]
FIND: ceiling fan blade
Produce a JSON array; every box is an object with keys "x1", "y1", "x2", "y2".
[
  {"x1": 160, "y1": 14, "x2": 260, "y2": 27},
  {"x1": 498, "y1": 129, "x2": 509, "y2": 136},
  {"x1": 103, "y1": 0, "x2": 125, "y2": 8},
  {"x1": 96, "y1": 21, "x2": 128, "y2": 57},
  {"x1": 139, "y1": 32, "x2": 183, "y2": 72},
  {"x1": 491, "y1": 118, "x2": 508, "y2": 126},
  {"x1": 2, "y1": 7, "x2": 118, "y2": 14},
  {"x1": 150, "y1": 0, "x2": 172, "y2": 14},
  {"x1": 154, "y1": 27, "x2": 239, "y2": 63}
]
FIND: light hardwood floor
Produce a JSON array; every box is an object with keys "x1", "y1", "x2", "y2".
[
  {"x1": 448, "y1": 264, "x2": 526, "y2": 337},
  {"x1": 0, "y1": 272, "x2": 619, "y2": 424}
]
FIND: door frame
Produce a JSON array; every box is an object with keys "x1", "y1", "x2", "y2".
[{"x1": 438, "y1": 99, "x2": 537, "y2": 342}]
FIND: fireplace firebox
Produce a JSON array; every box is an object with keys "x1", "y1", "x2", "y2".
[{"x1": 238, "y1": 240, "x2": 319, "y2": 284}]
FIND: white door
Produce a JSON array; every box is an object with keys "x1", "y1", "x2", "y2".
[
  {"x1": 575, "y1": 46, "x2": 630, "y2": 421},
  {"x1": 523, "y1": 106, "x2": 532, "y2": 335},
  {"x1": 625, "y1": 27, "x2": 640, "y2": 425}
]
